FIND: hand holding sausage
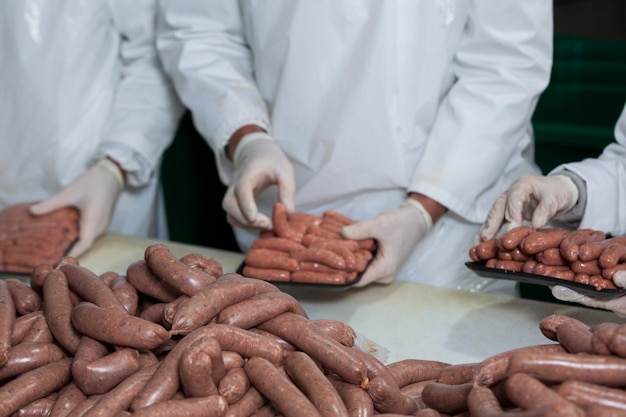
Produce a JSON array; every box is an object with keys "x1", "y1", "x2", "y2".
[
  {"x1": 29, "y1": 157, "x2": 124, "y2": 257},
  {"x1": 222, "y1": 131, "x2": 295, "y2": 230},
  {"x1": 479, "y1": 174, "x2": 579, "y2": 241},
  {"x1": 342, "y1": 197, "x2": 432, "y2": 287}
]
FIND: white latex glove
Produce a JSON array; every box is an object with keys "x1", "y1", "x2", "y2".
[
  {"x1": 551, "y1": 270, "x2": 626, "y2": 317},
  {"x1": 479, "y1": 174, "x2": 579, "y2": 241},
  {"x1": 29, "y1": 158, "x2": 124, "y2": 258},
  {"x1": 222, "y1": 132, "x2": 295, "y2": 230},
  {"x1": 341, "y1": 198, "x2": 432, "y2": 287}
]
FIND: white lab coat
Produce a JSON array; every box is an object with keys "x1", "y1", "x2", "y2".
[
  {"x1": 158, "y1": 0, "x2": 552, "y2": 294},
  {"x1": 557, "y1": 104, "x2": 626, "y2": 236},
  {"x1": 0, "y1": 0, "x2": 183, "y2": 239}
]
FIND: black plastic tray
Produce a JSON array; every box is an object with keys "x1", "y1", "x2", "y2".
[{"x1": 466, "y1": 261, "x2": 626, "y2": 300}]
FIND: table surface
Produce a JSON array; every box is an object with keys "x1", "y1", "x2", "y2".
[{"x1": 74, "y1": 233, "x2": 626, "y2": 365}]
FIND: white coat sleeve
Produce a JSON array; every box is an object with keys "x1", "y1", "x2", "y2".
[
  {"x1": 408, "y1": 0, "x2": 552, "y2": 223},
  {"x1": 99, "y1": 0, "x2": 184, "y2": 188},
  {"x1": 156, "y1": 0, "x2": 271, "y2": 184},
  {"x1": 556, "y1": 103, "x2": 626, "y2": 236}
]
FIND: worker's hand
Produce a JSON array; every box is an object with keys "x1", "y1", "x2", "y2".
[
  {"x1": 341, "y1": 198, "x2": 432, "y2": 287},
  {"x1": 551, "y1": 270, "x2": 626, "y2": 317},
  {"x1": 222, "y1": 132, "x2": 295, "y2": 230},
  {"x1": 479, "y1": 174, "x2": 579, "y2": 241},
  {"x1": 29, "y1": 158, "x2": 124, "y2": 258}
]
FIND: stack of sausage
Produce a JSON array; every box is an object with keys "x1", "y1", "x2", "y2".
[
  {"x1": 242, "y1": 202, "x2": 376, "y2": 285},
  {"x1": 0, "y1": 203, "x2": 79, "y2": 274},
  {"x1": 470, "y1": 226, "x2": 626, "y2": 290},
  {"x1": 3, "y1": 242, "x2": 626, "y2": 416}
]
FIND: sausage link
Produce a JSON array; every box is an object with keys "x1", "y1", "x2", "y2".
[
  {"x1": 179, "y1": 252, "x2": 223, "y2": 279},
  {"x1": 21, "y1": 314, "x2": 54, "y2": 344},
  {"x1": 555, "y1": 317, "x2": 593, "y2": 354},
  {"x1": 505, "y1": 372, "x2": 583, "y2": 416},
  {"x1": 329, "y1": 376, "x2": 375, "y2": 417},
  {"x1": 590, "y1": 322, "x2": 620, "y2": 356},
  {"x1": 0, "y1": 342, "x2": 65, "y2": 382},
  {"x1": 436, "y1": 363, "x2": 479, "y2": 385},
  {"x1": 14, "y1": 398, "x2": 56, "y2": 417},
  {"x1": 218, "y1": 366, "x2": 250, "y2": 404},
  {"x1": 312, "y1": 319, "x2": 355, "y2": 347},
  {"x1": 507, "y1": 350, "x2": 626, "y2": 386},
  {"x1": 241, "y1": 266, "x2": 291, "y2": 282},
  {"x1": 223, "y1": 387, "x2": 266, "y2": 417},
  {"x1": 579, "y1": 237, "x2": 626, "y2": 262},
  {"x1": 258, "y1": 312, "x2": 368, "y2": 388},
  {"x1": 72, "y1": 336, "x2": 140, "y2": 395},
  {"x1": 251, "y1": 236, "x2": 307, "y2": 253},
  {"x1": 421, "y1": 381, "x2": 473, "y2": 414},
  {"x1": 290, "y1": 247, "x2": 346, "y2": 270},
  {"x1": 244, "y1": 356, "x2": 322, "y2": 417},
  {"x1": 129, "y1": 395, "x2": 228, "y2": 417},
  {"x1": 60, "y1": 264, "x2": 126, "y2": 313},
  {"x1": 557, "y1": 380, "x2": 626, "y2": 412},
  {"x1": 386, "y1": 359, "x2": 449, "y2": 387},
  {"x1": 11, "y1": 311, "x2": 44, "y2": 345},
  {"x1": 284, "y1": 350, "x2": 349, "y2": 417},
  {"x1": 473, "y1": 343, "x2": 565, "y2": 387},
  {"x1": 499, "y1": 226, "x2": 534, "y2": 251},
  {"x1": 244, "y1": 248, "x2": 300, "y2": 272},
  {"x1": 366, "y1": 376, "x2": 423, "y2": 415},
  {"x1": 110, "y1": 275, "x2": 140, "y2": 316},
  {"x1": 560, "y1": 229, "x2": 606, "y2": 262},
  {"x1": 126, "y1": 260, "x2": 180, "y2": 302},
  {"x1": 42, "y1": 269, "x2": 81, "y2": 355},
  {"x1": 217, "y1": 291, "x2": 308, "y2": 329},
  {"x1": 49, "y1": 382, "x2": 86, "y2": 417},
  {"x1": 71, "y1": 302, "x2": 170, "y2": 350},
  {"x1": 291, "y1": 270, "x2": 347, "y2": 285},
  {"x1": 0, "y1": 279, "x2": 15, "y2": 366},
  {"x1": 170, "y1": 273, "x2": 279, "y2": 335},
  {"x1": 144, "y1": 243, "x2": 216, "y2": 297},
  {"x1": 179, "y1": 338, "x2": 219, "y2": 398},
  {"x1": 0, "y1": 357, "x2": 73, "y2": 417},
  {"x1": 5, "y1": 278, "x2": 41, "y2": 315},
  {"x1": 82, "y1": 364, "x2": 158, "y2": 417},
  {"x1": 520, "y1": 229, "x2": 570, "y2": 255}
]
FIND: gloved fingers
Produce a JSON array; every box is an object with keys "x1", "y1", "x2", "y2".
[
  {"x1": 341, "y1": 217, "x2": 382, "y2": 241},
  {"x1": 29, "y1": 193, "x2": 77, "y2": 217},
  {"x1": 478, "y1": 194, "x2": 508, "y2": 241},
  {"x1": 530, "y1": 198, "x2": 559, "y2": 230},
  {"x1": 502, "y1": 181, "x2": 535, "y2": 227},
  {"x1": 351, "y1": 255, "x2": 395, "y2": 287},
  {"x1": 276, "y1": 174, "x2": 296, "y2": 214},
  {"x1": 613, "y1": 270, "x2": 626, "y2": 288},
  {"x1": 551, "y1": 285, "x2": 626, "y2": 316},
  {"x1": 67, "y1": 208, "x2": 107, "y2": 258},
  {"x1": 222, "y1": 188, "x2": 272, "y2": 230}
]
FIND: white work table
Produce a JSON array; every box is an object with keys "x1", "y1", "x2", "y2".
[{"x1": 77, "y1": 233, "x2": 626, "y2": 366}]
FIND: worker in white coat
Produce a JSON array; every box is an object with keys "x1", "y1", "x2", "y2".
[
  {"x1": 0, "y1": 0, "x2": 184, "y2": 257},
  {"x1": 480, "y1": 102, "x2": 626, "y2": 314},
  {"x1": 157, "y1": 1, "x2": 552, "y2": 294}
]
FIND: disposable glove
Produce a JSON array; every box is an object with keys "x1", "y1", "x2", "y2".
[
  {"x1": 29, "y1": 158, "x2": 124, "y2": 258},
  {"x1": 551, "y1": 270, "x2": 626, "y2": 317},
  {"x1": 479, "y1": 174, "x2": 579, "y2": 241},
  {"x1": 341, "y1": 198, "x2": 432, "y2": 287},
  {"x1": 222, "y1": 132, "x2": 295, "y2": 230}
]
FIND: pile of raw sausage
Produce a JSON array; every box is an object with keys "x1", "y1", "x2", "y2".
[
  {"x1": 3, "y1": 243, "x2": 626, "y2": 416},
  {"x1": 241, "y1": 202, "x2": 376, "y2": 285},
  {"x1": 0, "y1": 203, "x2": 79, "y2": 274},
  {"x1": 470, "y1": 226, "x2": 626, "y2": 290}
]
